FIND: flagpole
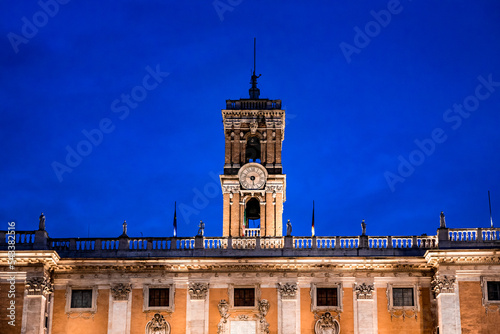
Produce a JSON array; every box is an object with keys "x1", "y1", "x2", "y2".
[
  {"x1": 312, "y1": 200, "x2": 315, "y2": 237},
  {"x1": 173, "y1": 201, "x2": 177, "y2": 237},
  {"x1": 489, "y1": 191, "x2": 493, "y2": 228}
]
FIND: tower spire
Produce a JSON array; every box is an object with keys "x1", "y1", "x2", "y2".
[{"x1": 249, "y1": 38, "x2": 261, "y2": 99}]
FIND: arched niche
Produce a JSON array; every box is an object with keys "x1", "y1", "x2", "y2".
[{"x1": 245, "y1": 136, "x2": 261, "y2": 163}]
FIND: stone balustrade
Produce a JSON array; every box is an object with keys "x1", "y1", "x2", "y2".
[
  {"x1": 448, "y1": 228, "x2": 500, "y2": 241},
  {"x1": 244, "y1": 228, "x2": 260, "y2": 237},
  {"x1": 1, "y1": 227, "x2": 498, "y2": 258}
]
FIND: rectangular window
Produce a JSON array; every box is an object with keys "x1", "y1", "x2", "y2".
[
  {"x1": 234, "y1": 288, "x2": 255, "y2": 307},
  {"x1": 487, "y1": 281, "x2": 500, "y2": 301},
  {"x1": 149, "y1": 288, "x2": 170, "y2": 307},
  {"x1": 316, "y1": 288, "x2": 338, "y2": 307},
  {"x1": 70, "y1": 289, "x2": 92, "y2": 309},
  {"x1": 393, "y1": 288, "x2": 414, "y2": 307}
]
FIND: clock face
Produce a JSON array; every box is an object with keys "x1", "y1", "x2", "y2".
[{"x1": 239, "y1": 164, "x2": 266, "y2": 190}]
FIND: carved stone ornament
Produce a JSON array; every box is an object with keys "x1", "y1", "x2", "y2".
[
  {"x1": 111, "y1": 283, "x2": 132, "y2": 300},
  {"x1": 431, "y1": 276, "x2": 455, "y2": 297},
  {"x1": 250, "y1": 121, "x2": 258, "y2": 134},
  {"x1": 146, "y1": 313, "x2": 170, "y2": 334},
  {"x1": 257, "y1": 299, "x2": 270, "y2": 334},
  {"x1": 265, "y1": 184, "x2": 283, "y2": 193},
  {"x1": 355, "y1": 283, "x2": 374, "y2": 300},
  {"x1": 222, "y1": 185, "x2": 240, "y2": 193},
  {"x1": 217, "y1": 300, "x2": 230, "y2": 334},
  {"x1": 188, "y1": 283, "x2": 208, "y2": 300},
  {"x1": 26, "y1": 276, "x2": 53, "y2": 296},
  {"x1": 223, "y1": 119, "x2": 241, "y2": 130},
  {"x1": 314, "y1": 312, "x2": 340, "y2": 334},
  {"x1": 278, "y1": 283, "x2": 298, "y2": 299}
]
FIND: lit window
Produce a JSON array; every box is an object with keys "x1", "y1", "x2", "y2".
[
  {"x1": 143, "y1": 285, "x2": 175, "y2": 312},
  {"x1": 70, "y1": 289, "x2": 92, "y2": 308},
  {"x1": 234, "y1": 288, "x2": 255, "y2": 307},
  {"x1": 317, "y1": 288, "x2": 338, "y2": 307},
  {"x1": 65, "y1": 286, "x2": 98, "y2": 313},
  {"x1": 149, "y1": 288, "x2": 170, "y2": 307},
  {"x1": 487, "y1": 281, "x2": 500, "y2": 301},
  {"x1": 392, "y1": 288, "x2": 414, "y2": 307},
  {"x1": 311, "y1": 284, "x2": 342, "y2": 311}
]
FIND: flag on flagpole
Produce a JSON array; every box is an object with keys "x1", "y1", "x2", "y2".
[
  {"x1": 173, "y1": 201, "x2": 177, "y2": 237},
  {"x1": 312, "y1": 200, "x2": 315, "y2": 237}
]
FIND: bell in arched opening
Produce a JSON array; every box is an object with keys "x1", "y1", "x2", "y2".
[
  {"x1": 245, "y1": 198, "x2": 260, "y2": 221},
  {"x1": 246, "y1": 136, "x2": 261, "y2": 163}
]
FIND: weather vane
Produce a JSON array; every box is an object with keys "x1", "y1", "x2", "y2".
[{"x1": 249, "y1": 37, "x2": 261, "y2": 99}]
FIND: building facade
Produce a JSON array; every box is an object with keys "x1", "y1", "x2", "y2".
[{"x1": 1, "y1": 72, "x2": 500, "y2": 334}]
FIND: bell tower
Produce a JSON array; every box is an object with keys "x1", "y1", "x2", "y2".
[{"x1": 220, "y1": 39, "x2": 286, "y2": 237}]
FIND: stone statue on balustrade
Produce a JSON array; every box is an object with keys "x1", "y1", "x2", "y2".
[
  {"x1": 39, "y1": 212, "x2": 46, "y2": 230},
  {"x1": 198, "y1": 220, "x2": 205, "y2": 236},
  {"x1": 440, "y1": 211, "x2": 446, "y2": 228}
]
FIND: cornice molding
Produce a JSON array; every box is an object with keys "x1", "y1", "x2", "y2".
[
  {"x1": 425, "y1": 249, "x2": 500, "y2": 267},
  {"x1": 0, "y1": 251, "x2": 60, "y2": 268}
]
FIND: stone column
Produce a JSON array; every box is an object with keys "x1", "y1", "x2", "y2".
[
  {"x1": 186, "y1": 283, "x2": 209, "y2": 334},
  {"x1": 432, "y1": 276, "x2": 461, "y2": 334},
  {"x1": 21, "y1": 276, "x2": 53, "y2": 334},
  {"x1": 108, "y1": 283, "x2": 132, "y2": 334},
  {"x1": 354, "y1": 283, "x2": 376, "y2": 334},
  {"x1": 277, "y1": 283, "x2": 299, "y2": 334}
]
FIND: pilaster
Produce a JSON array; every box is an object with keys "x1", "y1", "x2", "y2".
[
  {"x1": 266, "y1": 192, "x2": 275, "y2": 237},
  {"x1": 230, "y1": 193, "x2": 240, "y2": 237},
  {"x1": 108, "y1": 283, "x2": 132, "y2": 334},
  {"x1": 432, "y1": 276, "x2": 461, "y2": 334},
  {"x1": 277, "y1": 283, "x2": 300, "y2": 334},
  {"x1": 353, "y1": 283, "x2": 376, "y2": 334},
  {"x1": 21, "y1": 276, "x2": 52, "y2": 334},
  {"x1": 186, "y1": 283, "x2": 209, "y2": 334}
]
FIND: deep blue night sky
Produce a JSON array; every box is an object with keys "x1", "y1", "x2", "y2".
[{"x1": 1, "y1": 1, "x2": 500, "y2": 239}]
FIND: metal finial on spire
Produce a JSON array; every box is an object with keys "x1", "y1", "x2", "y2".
[{"x1": 249, "y1": 37, "x2": 261, "y2": 99}]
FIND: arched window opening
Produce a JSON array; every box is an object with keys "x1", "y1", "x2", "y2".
[
  {"x1": 246, "y1": 136, "x2": 261, "y2": 163},
  {"x1": 245, "y1": 198, "x2": 261, "y2": 230}
]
